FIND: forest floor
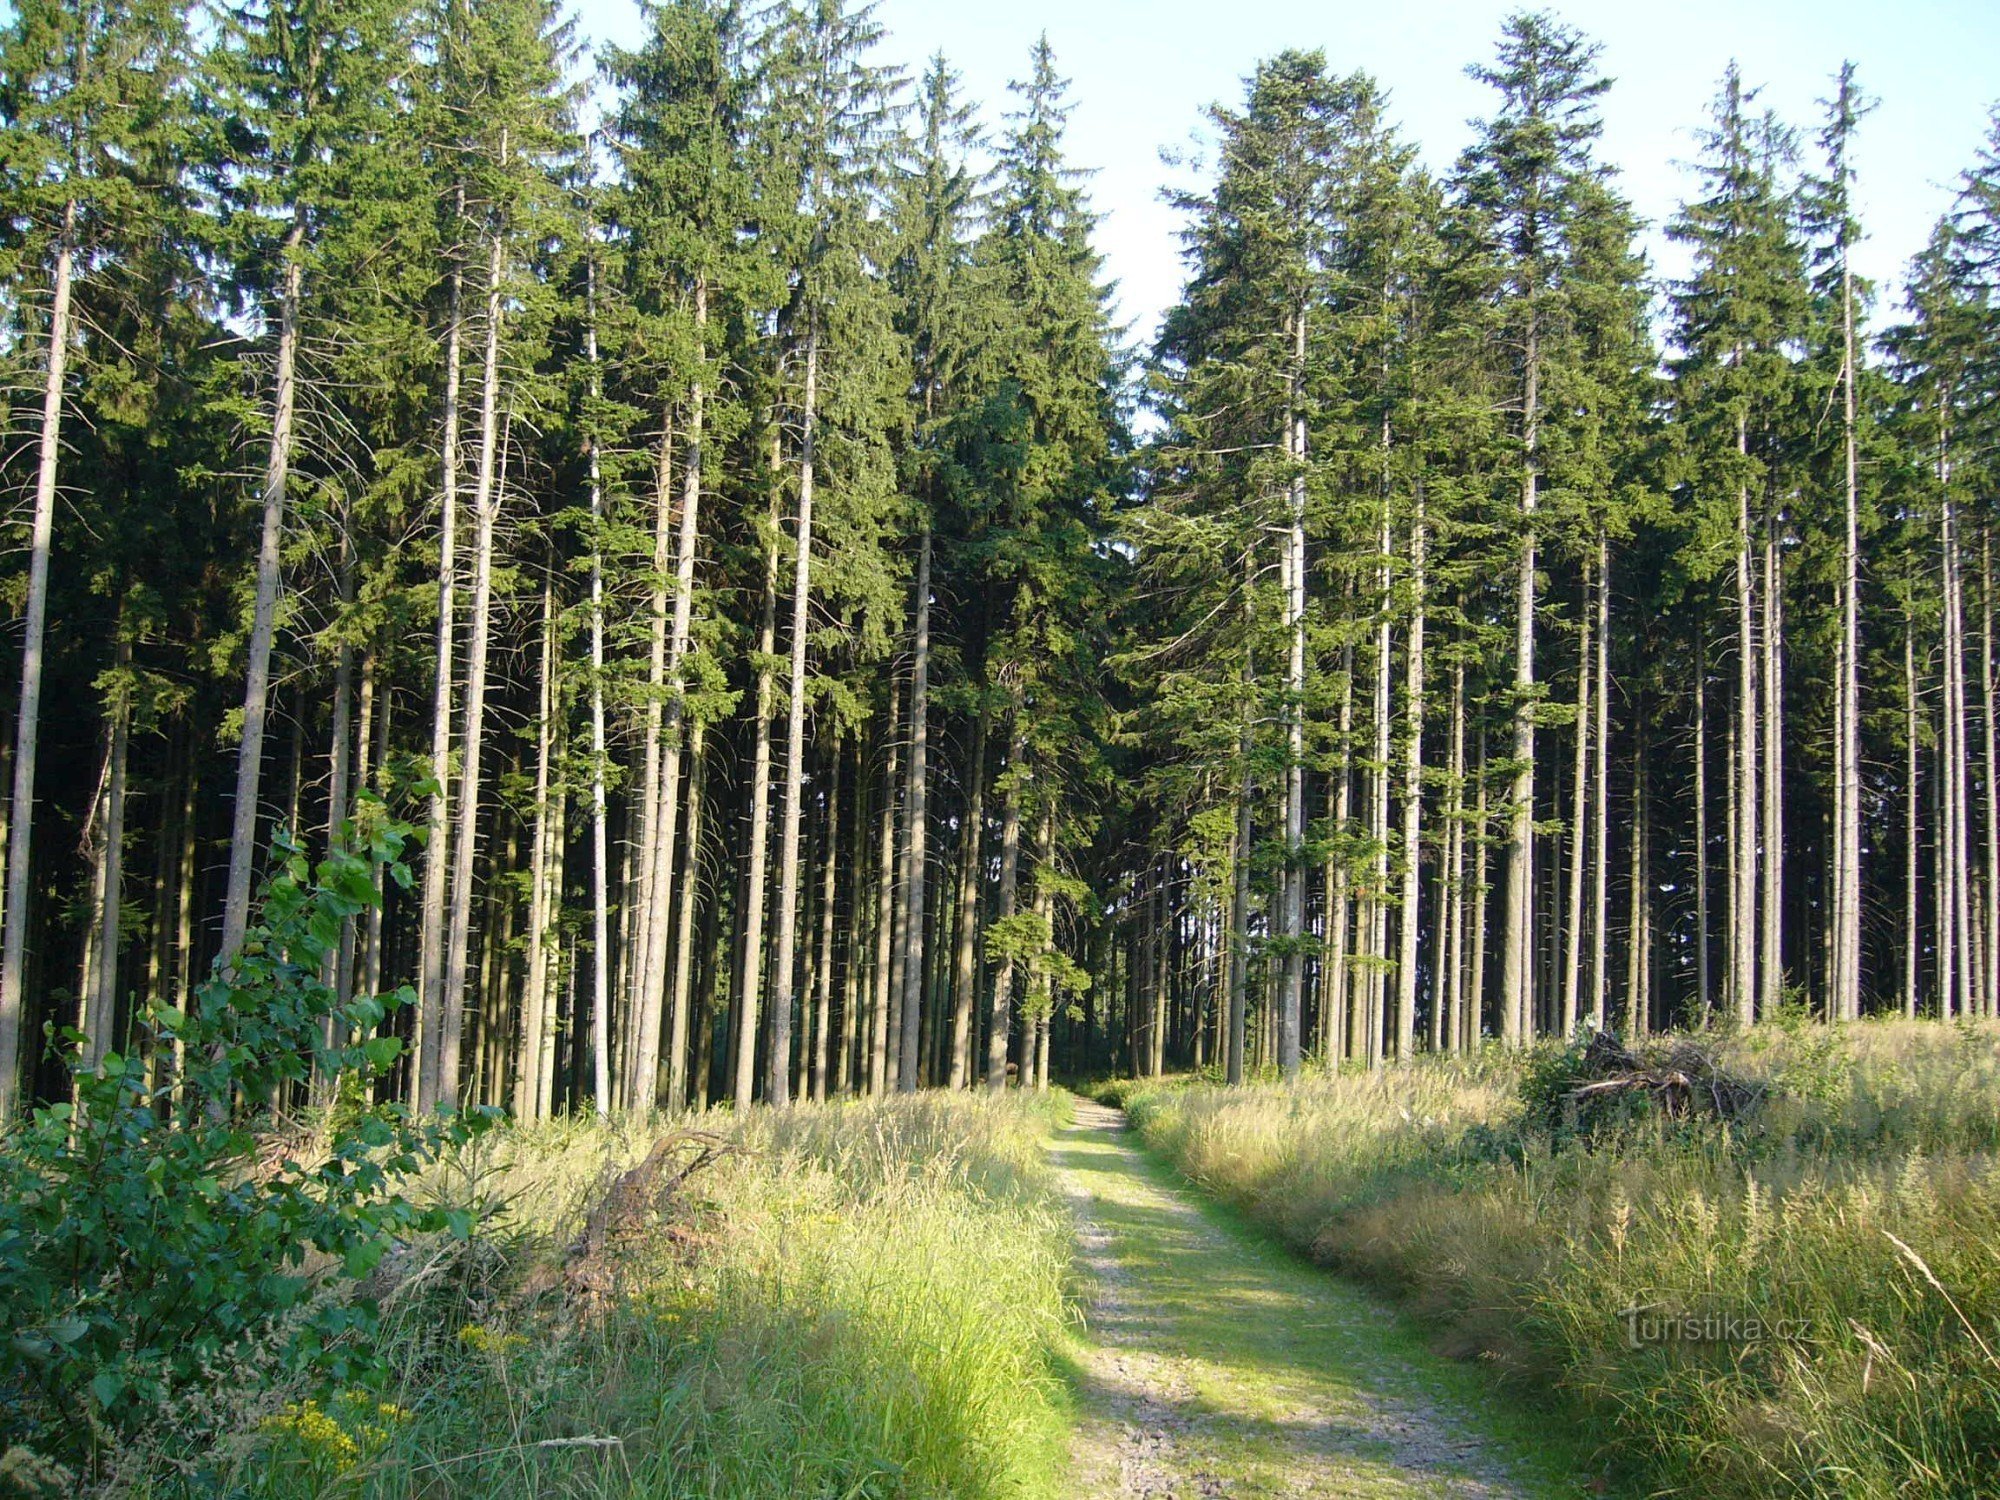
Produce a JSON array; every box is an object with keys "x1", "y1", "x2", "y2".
[{"x1": 1051, "y1": 1096, "x2": 1586, "y2": 1500}]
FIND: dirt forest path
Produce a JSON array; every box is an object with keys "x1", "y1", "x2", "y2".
[{"x1": 1050, "y1": 1096, "x2": 1581, "y2": 1500}]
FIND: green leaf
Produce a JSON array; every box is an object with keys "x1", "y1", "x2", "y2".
[
  {"x1": 362, "y1": 1035, "x2": 402, "y2": 1069},
  {"x1": 342, "y1": 1238, "x2": 385, "y2": 1278}
]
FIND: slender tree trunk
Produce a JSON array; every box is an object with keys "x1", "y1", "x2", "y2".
[
  {"x1": 0, "y1": 200, "x2": 77, "y2": 1114},
  {"x1": 314, "y1": 573, "x2": 355, "y2": 1100},
  {"x1": 1228, "y1": 735, "x2": 1253, "y2": 1085},
  {"x1": 949, "y1": 706, "x2": 987, "y2": 1089},
  {"x1": 1905, "y1": 612, "x2": 1920, "y2": 1018},
  {"x1": 582, "y1": 260, "x2": 615, "y2": 1119},
  {"x1": 1368, "y1": 510, "x2": 1393, "y2": 1067},
  {"x1": 839, "y1": 736, "x2": 865, "y2": 1094},
  {"x1": 1761, "y1": 511, "x2": 1784, "y2": 1019},
  {"x1": 86, "y1": 637, "x2": 131, "y2": 1074},
  {"x1": 767, "y1": 323, "x2": 820, "y2": 1107},
  {"x1": 1278, "y1": 305, "x2": 1308, "y2": 1080},
  {"x1": 439, "y1": 221, "x2": 508, "y2": 1113},
  {"x1": 666, "y1": 722, "x2": 707, "y2": 1113},
  {"x1": 1945, "y1": 485, "x2": 1975, "y2": 1019},
  {"x1": 811, "y1": 741, "x2": 839, "y2": 1101},
  {"x1": 1627, "y1": 706, "x2": 1647, "y2": 1036},
  {"x1": 1502, "y1": 317, "x2": 1540, "y2": 1047},
  {"x1": 517, "y1": 574, "x2": 557, "y2": 1120},
  {"x1": 1835, "y1": 257, "x2": 1865, "y2": 1022},
  {"x1": 1470, "y1": 725, "x2": 1490, "y2": 1046},
  {"x1": 1985, "y1": 533, "x2": 1998, "y2": 1019},
  {"x1": 1734, "y1": 410, "x2": 1758, "y2": 1027},
  {"x1": 1231, "y1": 552, "x2": 1258, "y2": 1081},
  {"x1": 1333, "y1": 636, "x2": 1356, "y2": 1061},
  {"x1": 869, "y1": 686, "x2": 901, "y2": 1095},
  {"x1": 629, "y1": 410, "x2": 675, "y2": 1091},
  {"x1": 735, "y1": 459, "x2": 781, "y2": 1108},
  {"x1": 221, "y1": 214, "x2": 306, "y2": 975},
  {"x1": 1396, "y1": 487, "x2": 1426, "y2": 1058},
  {"x1": 1442, "y1": 656, "x2": 1466, "y2": 1051},
  {"x1": 1562, "y1": 556, "x2": 1590, "y2": 1039},
  {"x1": 1695, "y1": 631, "x2": 1712, "y2": 1025},
  {"x1": 418, "y1": 194, "x2": 465, "y2": 1111},
  {"x1": 898, "y1": 525, "x2": 932, "y2": 1091},
  {"x1": 1592, "y1": 527, "x2": 1610, "y2": 1029},
  {"x1": 985, "y1": 702, "x2": 1025, "y2": 1090}
]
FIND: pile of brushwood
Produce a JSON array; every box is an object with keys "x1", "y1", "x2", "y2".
[{"x1": 1519, "y1": 1029, "x2": 1767, "y2": 1144}]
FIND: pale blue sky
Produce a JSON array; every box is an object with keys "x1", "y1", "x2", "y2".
[{"x1": 574, "y1": 0, "x2": 2000, "y2": 345}]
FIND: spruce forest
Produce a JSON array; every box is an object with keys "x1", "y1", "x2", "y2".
[{"x1": 5, "y1": 1, "x2": 2000, "y2": 1496}]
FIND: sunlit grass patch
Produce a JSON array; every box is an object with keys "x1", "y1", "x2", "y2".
[{"x1": 1113, "y1": 1020, "x2": 2000, "y2": 1500}]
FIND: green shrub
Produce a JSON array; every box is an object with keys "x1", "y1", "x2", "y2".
[{"x1": 0, "y1": 805, "x2": 486, "y2": 1480}]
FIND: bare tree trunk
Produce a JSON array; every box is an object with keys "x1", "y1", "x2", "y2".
[
  {"x1": 1368, "y1": 513, "x2": 1393, "y2": 1067},
  {"x1": 1502, "y1": 318, "x2": 1540, "y2": 1048},
  {"x1": 1332, "y1": 636, "x2": 1356, "y2": 1061},
  {"x1": 1228, "y1": 736, "x2": 1253, "y2": 1085},
  {"x1": 86, "y1": 637, "x2": 131, "y2": 1074},
  {"x1": 418, "y1": 194, "x2": 465, "y2": 1111},
  {"x1": 1029, "y1": 803, "x2": 1056, "y2": 1089},
  {"x1": 1562, "y1": 556, "x2": 1590, "y2": 1039},
  {"x1": 1761, "y1": 513, "x2": 1784, "y2": 1020},
  {"x1": 517, "y1": 574, "x2": 557, "y2": 1120},
  {"x1": 985, "y1": 702, "x2": 1025, "y2": 1090},
  {"x1": 582, "y1": 260, "x2": 614, "y2": 1119},
  {"x1": 948, "y1": 707, "x2": 987, "y2": 1089},
  {"x1": 1906, "y1": 612, "x2": 1920, "y2": 1018},
  {"x1": 1396, "y1": 488, "x2": 1426, "y2": 1059},
  {"x1": 1592, "y1": 527, "x2": 1610, "y2": 1029},
  {"x1": 664, "y1": 722, "x2": 706, "y2": 1112},
  {"x1": 766, "y1": 323, "x2": 820, "y2": 1107},
  {"x1": 1695, "y1": 631, "x2": 1711, "y2": 1025},
  {"x1": 869, "y1": 686, "x2": 901, "y2": 1095},
  {"x1": 1945, "y1": 484, "x2": 1975, "y2": 1019},
  {"x1": 221, "y1": 214, "x2": 306, "y2": 976},
  {"x1": 626, "y1": 410, "x2": 673, "y2": 1103},
  {"x1": 735, "y1": 460, "x2": 782, "y2": 1108},
  {"x1": 315, "y1": 574, "x2": 355, "y2": 1101},
  {"x1": 839, "y1": 737, "x2": 865, "y2": 1095},
  {"x1": 1442, "y1": 655, "x2": 1466, "y2": 1051},
  {"x1": 1627, "y1": 707, "x2": 1647, "y2": 1037},
  {"x1": 1232, "y1": 553, "x2": 1259, "y2": 1081},
  {"x1": 1734, "y1": 410, "x2": 1758, "y2": 1027},
  {"x1": 811, "y1": 741, "x2": 839, "y2": 1101},
  {"x1": 1976, "y1": 532, "x2": 1992, "y2": 1024},
  {"x1": 1834, "y1": 259, "x2": 1864, "y2": 1022},
  {"x1": 0, "y1": 200, "x2": 77, "y2": 1114},
  {"x1": 439, "y1": 222, "x2": 508, "y2": 1113},
  {"x1": 366, "y1": 690, "x2": 394, "y2": 1000},
  {"x1": 1470, "y1": 725, "x2": 1490, "y2": 1047},
  {"x1": 1278, "y1": 306, "x2": 1308, "y2": 1080},
  {"x1": 898, "y1": 525, "x2": 932, "y2": 1091}
]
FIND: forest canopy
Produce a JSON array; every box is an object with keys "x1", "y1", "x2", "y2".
[{"x1": 0, "y1": 0, "x2": 1996, "y2": 1122}]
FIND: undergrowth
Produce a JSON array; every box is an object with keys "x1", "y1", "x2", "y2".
[
  {"x1": 165, "y1": 1090, "x2": 1075, "y2": 1500},
  {"x1": 1110, "y1": 1020, "x2": 2000, "y2": 1500}
]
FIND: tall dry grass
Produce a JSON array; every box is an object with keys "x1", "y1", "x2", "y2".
[
  {"x1": 122, "y1": 1091, "x2": 1074, "y2": 1499},
  {"x1": 1116, "y1": 1020, "x2": 2000, "y2": 1499}
]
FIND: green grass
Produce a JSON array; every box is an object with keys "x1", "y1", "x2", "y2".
[
  {"x1": 1108, "y1": 1019, "x2": 2000, "y2": 1500},
  {"x1": 1049, "y1": 1098, "x2": 1592, "y2": 1497},
  {"x1": 177, "y1": 1092, "x2": 1076, "y2": 1499}
]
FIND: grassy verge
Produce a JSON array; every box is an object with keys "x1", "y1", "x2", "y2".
[
  {"x1": 155, "y1": 1092, "x2": 1074, "y2": 1499},
  {"x1": 1106, "y1": 1020, "x2": 2000, "y2": 1500}
]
